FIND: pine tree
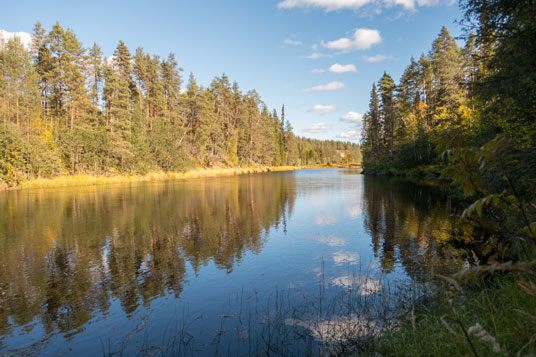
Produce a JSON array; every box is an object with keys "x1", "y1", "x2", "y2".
[
  {"x1": 112, "y1": 41, "x2": 136, "y2": 131},
  {"x1": 430, "y1": 27, "x2": 464, "y2": 111},
  {"x1": 461, "y1": 0, "x2": 536, "y2": 146},
  {"x1": 0, "y1": 20, "x2": 362, "y2": 185},
  {"x1": 379, "y1": 72, "x2": 396, "y2": 160},
  {"x1": 368, "y1": 83, "x2": 381, "y2": 160},
  {"x1": 160, "y1": 53, "x2": 182, "y2": 125},
  {"x1": 133, "y1": 47, "x2": 147, "y2": 122},
  {"x1": 62, "y1": 28, "x2": 87, "y2": 130},
  {"x1": 30, "y1": 22, "x2": 46, "y2": 61},
  {"x1": 88, "y1": 43, "x2": 103, "y2": 109}
]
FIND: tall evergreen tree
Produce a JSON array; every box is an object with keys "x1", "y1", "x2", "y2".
[{"x1": 379, "y1": 72, "x2": 396, "y2": 160}]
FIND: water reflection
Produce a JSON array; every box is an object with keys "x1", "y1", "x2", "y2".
[
  {"x1": 0, "y1": 170, "x2": 463, "y2": 354},
  {"x1": 362, "y1": 176, "x2": 460, "y2": 277},
  {"x1": 0, "y1": 174, "x2": 296, "y2": 339}
]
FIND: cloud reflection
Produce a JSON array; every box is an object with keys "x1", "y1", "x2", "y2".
[
  {"x1": 315, "y1": 214, "x2": 338, "y2": 225},
  {"x1": 331, "y1": 276, "x2": 382, "y2": 295},
  {"x1": 332, "y1": 251, "x2": 359, "y2": 265},
  {"x1": 285, "y1": 315, "x2": 380, "y2": 342},
  {"x1": 315, "y1": 235, "x2": 347, "y2": 247},
  {"x1": 343, "y1": 204, "x2": 362, "y2": 217}
]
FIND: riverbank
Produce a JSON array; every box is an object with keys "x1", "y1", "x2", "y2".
[
  {"x1": 0, "y1": 164, "x2": 362, "y2": 191},
  {"x1": 0, "y1": 166, "x2": 299, "y2": 191},
  {"x1": 360, "y1": 163, "x2": 442, "y2": 179},
  {"x1": 366, "y1": 266, "x2": 536, "y2": 355}
]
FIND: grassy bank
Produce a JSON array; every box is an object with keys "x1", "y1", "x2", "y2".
[
  {"x1": 0, "y1": 166, "x2": 300, "y2": 191},
  {"x1": 367, "y1": 265, "x2": 536, "y2": 356},
  {"x1": 0, "y1": 163, "x2": 363, "y2": 191},
  {"x1": 302, "y1": 162, "x2": 362, "y2": 169},
  {"x1": 361, "y1": 162, "x2": 442, "y2": 179}
]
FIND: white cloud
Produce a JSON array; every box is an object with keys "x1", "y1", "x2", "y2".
[
  {"x1": 303, "y1": 123, "x2": 331, "y2": 133},
  {"x1": 303, "y1": 81, "x2": 345, "y2": 92},
  {"x1": 311, "y1": 68, "x2": 326, "y2": 73},
  {"x1": 329, "y1": 63, "x2": 357, "y2": 73},
  {"x1": 309, "y1": 104, "x2": 338, "y2": 115},
  {"x1": 0, "y1": 29, "x2": 32, "y2": 49},
  {"x1": 387, "y1": 0, "x2": 416, "y2": 9},
  {"x1": 338, "y1": 129, "x2": 361, "y2": 141},
  {"x1": 303, "y1": 52, "x2": 333, "y2": 59},
  {"x1": 278, "y1": 0, "x2": 374, "y2": 11},
  {"x1": 386, "y1": 0, "x2": 446, "y2": 10},
  {"x1": 363, "y1": 54, "x2": 392, "y2": 62},
  {"x1": 340, "y1": 111, "x2": 363, "y2": 123},
  {"x1": 284, "y1": 38, "x2": 302, "y2": 45},
  {"x1": 322, "y1": 28, "x2": 382, "y2": 52},
  {"x1": 277, "y1": 0, "x2": 453, "y2": 12}
]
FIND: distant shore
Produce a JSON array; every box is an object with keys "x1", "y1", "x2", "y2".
[{"x1": 0, "y1": 163, "x2": 361, "y2": 191}]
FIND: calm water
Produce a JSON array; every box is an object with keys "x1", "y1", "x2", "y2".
[{"x1": 0, "y1": 169, "x2": 461, "y2": 355}]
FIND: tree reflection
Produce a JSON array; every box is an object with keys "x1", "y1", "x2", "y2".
[
  {"x1": 362, "y1": 177, "x2": 461, "y2": 276},
  {"x1": 0, "y1": 174, "x2": 296, "y2": 338}
]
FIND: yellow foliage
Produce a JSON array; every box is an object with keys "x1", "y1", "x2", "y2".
[
  {"x1": 6, "y1": 166, "x2": 302, "y2": 191},
  {"x1": 456, "y1": 104, "x2": 478, "y2": 132}
]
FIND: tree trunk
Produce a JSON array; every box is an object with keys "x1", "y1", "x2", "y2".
[
  {"x1": 422, "y1": 77, "x2": 427, "y2": 104},
  {"x1": 70, "y1": 105, "x2": 74, "y2": 130},
  {"x1": 15, "y1": 84, "x2": 19, "y2": 127}
]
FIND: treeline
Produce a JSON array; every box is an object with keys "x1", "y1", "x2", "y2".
[
  {"x1": 297, "y1": 137, "x2": 361, "y2": 165},
  {"x1": 0, "y1": 22, "x2": 360, "y2": 186},
  {"x1": 361, "y1": 0, "x2": 535, "y2": 260},
  {"x1": 362, "y1": 25, "x2": 476, "y2": 170}
]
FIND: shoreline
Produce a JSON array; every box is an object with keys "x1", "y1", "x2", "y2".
[{"x1": 0, "y1": 164, "x2": 361, "y2": 191}]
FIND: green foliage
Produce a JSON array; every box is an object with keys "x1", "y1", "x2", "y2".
[
  {"x1": 442, "y1": 135, "x2": 536, "y2": 259},
  {"x1": 0, "y1": 22, "x2": 360, "y2": 186},
  {"x1": 0, "y1": 124, "x2": 62, "y2": 185},
  {"x1": 460, "y1": 0, "x2": 536, "y2": 148},
  {"x1": 361, "y1": 3, "x2": 536, "y2": 260},
  {"x1": 369, "y1": 269, "x2": 536, "y2": 356}
]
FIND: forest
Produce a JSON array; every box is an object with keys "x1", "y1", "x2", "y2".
[
  {"x1": 361, "y1": 0, "x2": 535, "y2": 261},
  {"x1": 0, "y1": 23, "x2": 360, "y2": 187},
  {"x1": 363, "y1": 0, "x2": 536, "y2": 354}
]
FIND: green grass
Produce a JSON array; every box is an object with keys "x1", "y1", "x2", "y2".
[{"x1": 368, "y1": 271, "x2": 536, "y2": 356}]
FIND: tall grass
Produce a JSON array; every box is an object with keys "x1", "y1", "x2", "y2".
[
  {"x1": 95, "y1": 261, "x2": 536, "y2": 356},
  {"x1": 368, "y1": 263, "x2": 536, "y2": 356},
  {"x1": 98, "y1": 264, "x2": 432, "y2": 356},
  {"x1": 4, "y1": 166, "x2": 300, "y2": 191}
]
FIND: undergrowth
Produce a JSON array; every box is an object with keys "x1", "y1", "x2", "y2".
[{"x1": 369, "y1": 263, "x2": 536, "y2": 356}]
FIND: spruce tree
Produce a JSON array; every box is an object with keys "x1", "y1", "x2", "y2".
[{"x1": 379, "y1": 72, "x2": 396, "y2": 160}]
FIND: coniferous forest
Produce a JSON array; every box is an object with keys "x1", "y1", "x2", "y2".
[
  {"x1": 361, "y1": 0, "x2": 535, "y2": 261},
  {"x1": 0, "y1": 0, "x2": 535, "y2": 354},
  {"x1": 0, "y1": 22, "x2": 360, "y2": 187}
]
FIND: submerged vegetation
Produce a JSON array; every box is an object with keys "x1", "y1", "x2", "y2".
[{"x1": 0, "y1": 24, "x2": 360, "y2": 188}]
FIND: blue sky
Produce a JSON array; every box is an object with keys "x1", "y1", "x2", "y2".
[{"x1": 1, "y1": 0, "x2": 463, "y2": 142}]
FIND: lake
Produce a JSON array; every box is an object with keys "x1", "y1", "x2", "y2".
[{"x1": 0, "y1": 168, "x2": 461, "y2": 355}]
